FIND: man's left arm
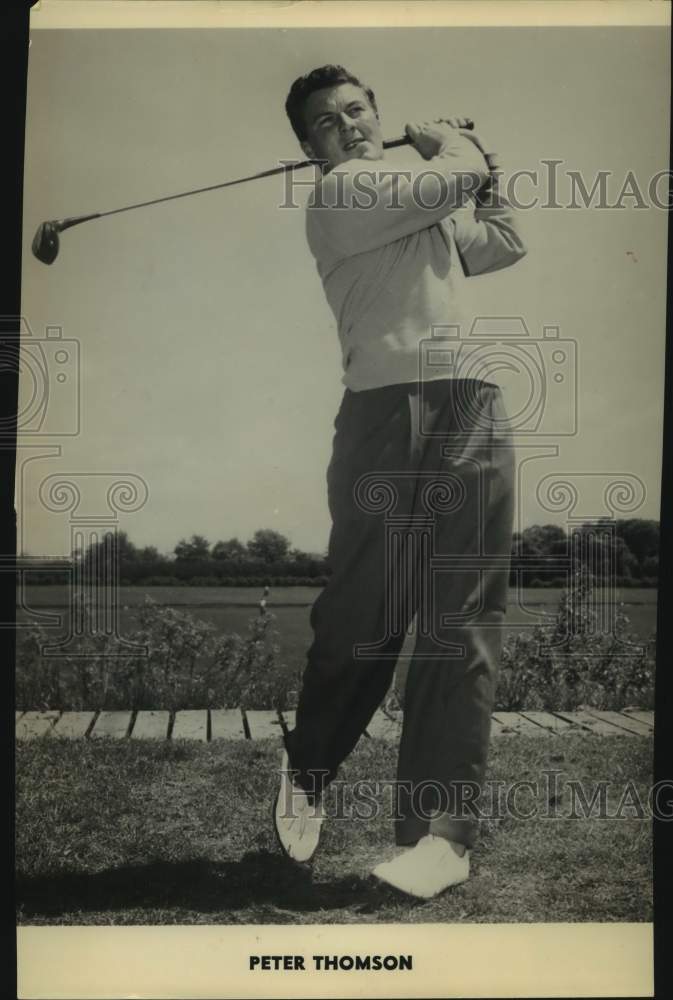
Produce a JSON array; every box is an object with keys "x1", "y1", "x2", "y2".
[{"x1": 448, "y1": 160, "x2": 527, "y2": 276}]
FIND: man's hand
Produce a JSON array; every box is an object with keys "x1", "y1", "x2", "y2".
[{"x1": 405, "y1": 118, "x2": 492, "y2": 162}]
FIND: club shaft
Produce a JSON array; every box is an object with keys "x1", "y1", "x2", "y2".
[
  {"x1": 54, "y1": 121, "x2": 475, "y2": 230},
  {"x1": 93, "y1": 135, "x2": 412, "y2": 222},
  {"x1": 95, "y1": 160, "x2": 313, "y2": 221}
]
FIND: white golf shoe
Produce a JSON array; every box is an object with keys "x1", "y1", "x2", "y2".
[
  {"x1": 371, "y1": 835, "x2": 470, "y2": 899},
  {"x1": 273, "y1": 750, "x2": 324, "y2": 864}
]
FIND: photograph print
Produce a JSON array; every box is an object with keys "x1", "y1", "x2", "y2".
[{"x1": 14, "y1": 6, "x2": 668, "y2": 968}]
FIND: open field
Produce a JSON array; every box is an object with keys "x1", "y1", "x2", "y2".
[
  {"x1": 15, "y1": 734, "x2": 653, "y2": 925},
  {"x1": 19, "y1": 584, "x2": 660, "y2": 608},
  {"x1": 17, "y1": 586, "x2": 658, "y2": 679}
]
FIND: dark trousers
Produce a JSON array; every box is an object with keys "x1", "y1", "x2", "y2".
[{"x1": 284, "y1": 378, "x2": 515, "y2": 848}]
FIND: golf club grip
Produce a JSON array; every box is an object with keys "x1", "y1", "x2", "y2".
[{"x1": 383, "y1": 118, "x2": 474, "y2": 150}]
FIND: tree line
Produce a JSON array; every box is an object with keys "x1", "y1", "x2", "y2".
[{"x1": 22, "y1": 519, "x2": 659, "y2": 588}]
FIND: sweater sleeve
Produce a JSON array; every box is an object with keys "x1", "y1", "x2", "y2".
[
  {"x1": 447, "y1": 175, "x2": 527, "y2": 276},
  {"x1": 306, "y1": 132, "x2": 490, "y2": 260}
]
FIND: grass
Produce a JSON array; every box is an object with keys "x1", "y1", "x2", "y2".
[{"x1": 16, "y1": 734, "x2": 652, "y2": 926}]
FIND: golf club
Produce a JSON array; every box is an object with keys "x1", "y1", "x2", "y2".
[{"x1": 31, "y1": 120, "x2": 474, "y2": 265}]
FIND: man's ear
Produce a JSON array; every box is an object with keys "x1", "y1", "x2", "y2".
[{"x1": 301, "y1": 139, "x2": 317, "y2": 160}]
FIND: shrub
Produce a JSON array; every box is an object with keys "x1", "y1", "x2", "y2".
[
  {"x1": 496, "y1": 569, "x2": 655, "y2": 711},
  {"x1": 15, "y1": 598, "x2": 118, "y2": 712},
  {"x1": 15, "y1": 598, "x2": 300, "y2": 712},
  {"x1": 16, "y1": 572, "x2": 655, "y2": 714}
]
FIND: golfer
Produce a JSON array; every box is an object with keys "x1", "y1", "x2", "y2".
[{"x1": 274, "y1": 65, "x2": 526, "y2": 899}]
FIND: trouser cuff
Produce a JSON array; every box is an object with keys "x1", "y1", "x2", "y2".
[{"x1": 395, "y1": 815, "x2": 479, "y2": 850}]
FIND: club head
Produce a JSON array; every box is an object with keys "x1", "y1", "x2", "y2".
[{"x1": 32, "y1": 221, "x2": 60, "y2": 265}]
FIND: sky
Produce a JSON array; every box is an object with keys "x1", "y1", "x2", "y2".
[{"x1": 19, "y1": 24, "x2": 670, "y2": 558}]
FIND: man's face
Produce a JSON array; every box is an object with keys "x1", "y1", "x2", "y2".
[{"x1": 300, "y1": 82, "x2": 384, "y2": 170}]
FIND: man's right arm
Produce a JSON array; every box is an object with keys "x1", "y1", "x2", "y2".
[{"x1": 308, "y1": 124, "x2": 490, "y2": 259}]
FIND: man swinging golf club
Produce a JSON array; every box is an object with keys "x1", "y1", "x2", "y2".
[{"x1": 274, "y1": 65, "x2": 526, "y2": 899}]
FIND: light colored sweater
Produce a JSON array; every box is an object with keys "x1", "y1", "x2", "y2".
[{"x1": 305, "y1": 133, "x2": 527, "y2": 391}]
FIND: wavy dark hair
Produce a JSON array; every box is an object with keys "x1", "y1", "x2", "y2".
[{"x1": 285, "y1": 64, "x2": 378, "y2": 143}]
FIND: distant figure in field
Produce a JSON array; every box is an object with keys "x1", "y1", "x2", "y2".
[{"x1": 259, "y1": 585, "x2": 270, "y2": 616}]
